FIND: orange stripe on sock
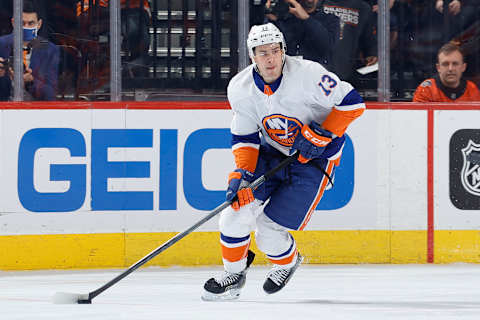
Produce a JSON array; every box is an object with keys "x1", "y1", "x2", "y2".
[
  {"x1": 299, "y1": 160, "x2": 336, "y2": 230},
  {"x1": 221, "y1": 243, "x2": 250, "y2": 262},
  {"x1": 269, "y1": 249, "x2": 298, "y2": 265}
]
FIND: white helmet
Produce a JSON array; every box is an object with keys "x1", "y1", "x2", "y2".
[{"x1": 247, "y1": 23, "x2": 286, "y2": 61}]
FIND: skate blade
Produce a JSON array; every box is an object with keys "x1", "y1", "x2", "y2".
[
  {"x1": 201, "y1": 289, "x2": 241, "y2": 302},
  {"x1": 264, "y1": 254, "x2": 305, "y2": 295}
]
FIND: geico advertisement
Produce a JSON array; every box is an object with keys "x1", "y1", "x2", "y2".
[{"x1": 3, "y1": 109, "x2": 355, "y2": 214}]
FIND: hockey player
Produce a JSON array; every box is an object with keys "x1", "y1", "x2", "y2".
[{"x1": 202, "y1": 23, "x2": 365, "y2": 301}]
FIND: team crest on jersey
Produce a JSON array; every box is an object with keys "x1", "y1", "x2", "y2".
[
  {"x1": 262, "y1": 114, "x2": 303, "y2": 147},
  {"x1": 461, "y1": 140, "x2": 480, "y2": 196},
  {"x1": 420, "y1": 80, "x2": 432, "y2": 87}
]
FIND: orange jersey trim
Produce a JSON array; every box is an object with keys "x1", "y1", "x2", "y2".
[
  {"x1": 264, "y1": 85, "x2": 274, "y2": 96},
  {"x1": 322, "y1": 107, "x2": 364, "y2": 137},
  {"x1": 299, "y1": 160, "x2": 336, "y2": 230},
  {"x1": 221, "y1": 243, "x2": 250, "y2": 262},
  {"x1": 232, "y1": 146, "x2": 259, "y2": 173}
]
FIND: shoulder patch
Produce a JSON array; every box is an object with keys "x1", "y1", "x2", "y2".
[{"x1": 420, "y1": 80, "x2": 432, "y2": 87}]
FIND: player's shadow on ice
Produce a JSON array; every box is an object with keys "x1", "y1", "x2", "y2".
[{"x1": 239, "y1": 299, "x2": 480, "y2": 310}]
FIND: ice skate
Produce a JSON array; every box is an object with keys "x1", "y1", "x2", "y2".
[
  {"x1": 263, "y1": 253, "x2": 303, "y2": 294},
  {"x1": 202, "y1": 250, "x2": 255, "y2": 301}
]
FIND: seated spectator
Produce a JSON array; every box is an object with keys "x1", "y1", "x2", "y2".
[
  {"x1": 413, "y1": 42, "x2": 480, "y2": 102},
  {"x1": 0, "y1": 0, "x2": 60, "y2": 101},
  {"x1": 322, "y1": 0, "x2": 377, "y2": 82},
  {"x1": 265, "y1": 0, "x2": 339, "y2": 67}
]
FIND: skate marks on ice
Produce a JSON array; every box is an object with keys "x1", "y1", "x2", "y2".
[
  {"x1": 236, "y1": 264, "x2": 480, "y2": 317},
  {"x1": 1, "y1": 265, "x2": 480, "y2": 319},
  {"x1": 239, "y1": 297, "x2": 480, "y2": 311}
]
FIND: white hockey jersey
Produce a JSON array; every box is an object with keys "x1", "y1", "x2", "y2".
[{"x1": 227, "y1": 55, "x2": 365, "y2": 172}]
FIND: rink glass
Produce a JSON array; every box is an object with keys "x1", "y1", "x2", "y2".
[{"x1": 0, "y1": 0, "x2": 478, "y2": 102}]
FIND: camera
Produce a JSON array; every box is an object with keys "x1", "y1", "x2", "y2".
[
  {"x1": 265, "y1": 0, "x2": 291, "y2": 20},
  {"x1": 0, "y1": 56, "x2": 27, "y2": 74},
  {"x1": 0, "y1": 57, "x2": 13, "y2": 71}
]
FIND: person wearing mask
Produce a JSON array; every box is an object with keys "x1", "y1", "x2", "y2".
[{"x1": 0, "y1": 0, "x2": 59, "y2": 101}]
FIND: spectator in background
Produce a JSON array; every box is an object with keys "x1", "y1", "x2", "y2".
[
  {"x1": 121, "y1": 0, "x2": 151, "y2": 77},
  {"x1": 368, "y1": 0, "x2": 397, "y2": 48},
  {"x1": 434, "y1": 0, "x2": 477, "y2": 41},
  {"x1": 441, "y1": 0, "x2": 480, "y2": 83},
  {"x1": 413, "y1": 42, "x2": 480, "y2": 102},
  {"x1": 435, "y1": 0, "x2": 461, "y2": 16},
  {"x1": 265, "y1": 0, "x2": 339, "y2": 67},
  {"x1": 0, "y1": 0, "x2": 13, "y2": 36},
  {"x1": 0, "y1": 0, "x2": 60, "y2": 101},
  {"x1": 0, "y1": 61, "x2": 11, "y2": 100},
  {"x1": 409, "y1": 0, "x2": 478, "y2": 82},
  {"x1": 322, "y1": 0, "x2": 377, "y2": 83},
  {"x1": 77, "y1": 0, "x2": 151, "y2": 77}
]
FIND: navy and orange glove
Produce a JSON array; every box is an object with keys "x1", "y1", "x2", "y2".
[
  {"x1": 226, "y1": 169, "x2": 255, "y2": 211},
  {"x1": 292, "y1": 121, "x2": 333, "y2": 163}
]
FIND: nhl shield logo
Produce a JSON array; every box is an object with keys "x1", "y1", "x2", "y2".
[{"x1": 461, "y1": 140, "x2": 480, "y2": 196}]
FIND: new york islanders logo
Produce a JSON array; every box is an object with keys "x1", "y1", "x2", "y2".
[{"x1": 262, "y1": 114, "x2": 302, "y2": 147}]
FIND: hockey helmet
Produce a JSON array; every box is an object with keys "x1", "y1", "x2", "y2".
[{"x1": 247, "y1": 23, "x2": 286, "y2": 61}]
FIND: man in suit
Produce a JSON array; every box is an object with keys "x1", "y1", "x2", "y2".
[{"x1": 0, "y1": 0, "x2": 59, "y2": 101}]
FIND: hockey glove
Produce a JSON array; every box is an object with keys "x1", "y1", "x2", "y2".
[
  {"x1": 293, "y1": 121, "x2": 333, "y2": 164},
  {"x1": 226, "y1": 168, "x2": 255, "y2": 211}
]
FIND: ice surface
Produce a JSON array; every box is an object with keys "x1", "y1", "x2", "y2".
[{"x1": 2, "y1": 264, "x2": 480, "y2": 319}]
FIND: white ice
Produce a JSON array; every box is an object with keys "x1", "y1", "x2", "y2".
[{"x1": 2, "y1": 264, "x2": 480, "y2": 319}]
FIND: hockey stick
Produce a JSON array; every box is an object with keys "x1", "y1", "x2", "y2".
[{"x1": 52, "y1": 152, "x2": 298, "y2": 304}]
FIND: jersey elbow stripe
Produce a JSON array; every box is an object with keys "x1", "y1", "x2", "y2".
[
  {"x1": 335, "y1": 102, "x2": 366, "y2": 112},
  {"x1": 233, "y1": 147, "x2": 259, "y2": 173},
  {"x1": 338, "y1": 89, "x2": 364, "y2": 107},
  {"x1": 322, "y1": 107, "x2": 365, "y2": 137},
  {"x1": 232, "y1": 142, "x2": 260, "y2": 151},
  {"x1": 232, "y1": 132, "x2": 261, "y2": 145}
]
